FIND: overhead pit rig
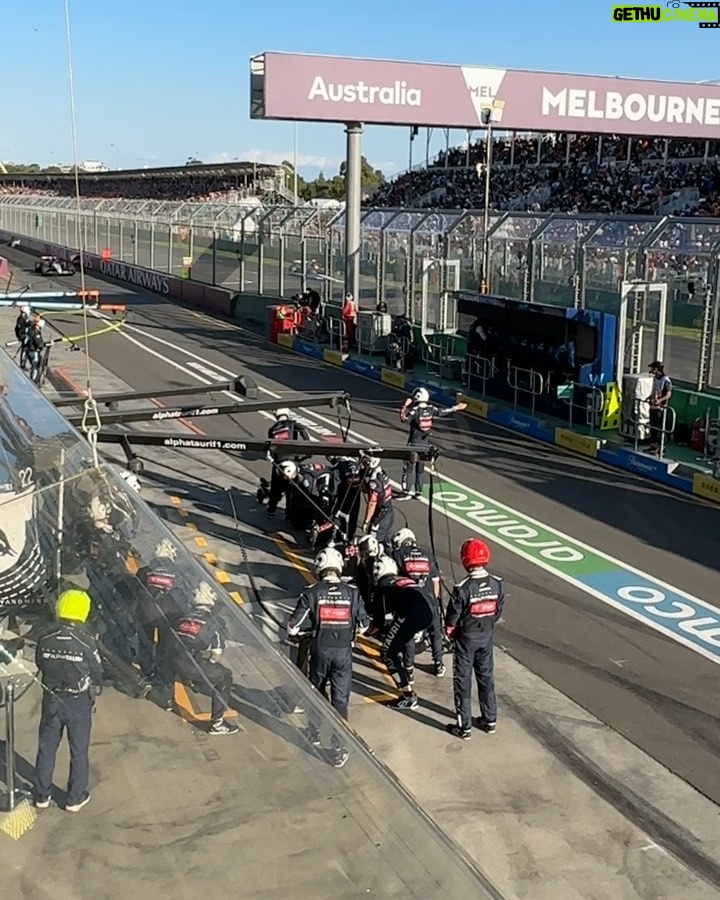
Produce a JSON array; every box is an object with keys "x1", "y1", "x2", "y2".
[{"x1": 52, "y1": 381, "x2": 440, "y2": 471}]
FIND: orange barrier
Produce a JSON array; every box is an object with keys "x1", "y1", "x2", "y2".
[
  {"x1": 78, "y1": 290, "x2": 100, "y2": 300},
  {"x1": 98, "y1": 303, "x2": 126, "y2": 314}
]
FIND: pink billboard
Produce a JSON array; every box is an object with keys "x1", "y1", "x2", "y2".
[{"x1": 255, "y1": 52, "x2": 720, "y2": 139}]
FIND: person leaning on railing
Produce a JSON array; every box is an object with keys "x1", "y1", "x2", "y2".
[{"x1": 648, "y1": 360, "x2": 673, "y2": 455}]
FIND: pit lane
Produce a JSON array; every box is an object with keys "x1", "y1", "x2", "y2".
[{"x1": 13, "y1": 246, "x2": 717, "y2": 813}]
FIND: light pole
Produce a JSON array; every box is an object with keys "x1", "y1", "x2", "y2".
[
  {"x1": 478, "y1": 107, "x2": 493, "y2": 294},
  {"x1": 293, "y1": 123, "x2": 299, "y2": 205},
  {"x1": 477, "y1": 101, "x2": 505, "y2": 293}
]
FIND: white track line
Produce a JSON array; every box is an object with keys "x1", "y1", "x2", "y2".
[{"x1": 90, "y1": 310, "x2": 720, "y2": 668}]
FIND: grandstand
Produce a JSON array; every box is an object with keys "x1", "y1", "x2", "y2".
[
  {"x1": 2, "y1": 134, "x2": 720, "y2": 218},
  {"x1": 373, "y1": 133, "x2": 720, "y2": 217},
  {"x1": 0, "y1": 160, "x2": 292, "y2": 204}
]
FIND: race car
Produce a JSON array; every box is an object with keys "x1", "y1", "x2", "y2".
[{"x1": 34, "y1": 256, "x2": 76, "y2": 276}]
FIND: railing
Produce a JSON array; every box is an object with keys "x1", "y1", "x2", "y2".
[
  {"x1": 507, "y1": 365, "x2": 545, "y2": 417},
  {"x1": 2, "y1": 197, "x2": 720, "y2": 390}
]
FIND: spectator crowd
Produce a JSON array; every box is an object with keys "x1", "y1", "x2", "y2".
[
  {"x1": 0, "y1": 171, "x2": 263, "y2": 203},
  {"x1": 373, "y1": 133, "x2": 720, "y2": 218},
  {"x1": 2, "y1": 134, "x2": 720, "y2": 218}
]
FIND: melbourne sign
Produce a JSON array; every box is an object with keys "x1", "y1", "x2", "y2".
[{"x1": 255, "y1": 51, "x2": 720, "y2": 138}]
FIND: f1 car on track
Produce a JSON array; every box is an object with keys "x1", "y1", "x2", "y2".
[{"x1": 34, "y1": 255, "x2": 76, "y2": 276}]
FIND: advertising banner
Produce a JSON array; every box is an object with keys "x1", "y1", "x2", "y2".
[
  {"x1": 258, "y1": 51, "x2": 720, "y2": 138},
  {"x1": 0, "y1": 232, "x2": 232, "y2": 316}
]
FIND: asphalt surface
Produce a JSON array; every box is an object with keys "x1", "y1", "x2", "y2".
[
  {"x1": 108, "y1": 222, "x2": 715, "y2": 382},
  {"x1": 15, "y1": 244, "x2": 720, "y2": 811}
]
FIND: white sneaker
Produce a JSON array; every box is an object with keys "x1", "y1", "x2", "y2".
[
  {"x1": 209, "y1": 720, "x2": 239, "y2": 736},
  {"x1": 66, "y1": 793, "x2": 91, "y2": 813}
]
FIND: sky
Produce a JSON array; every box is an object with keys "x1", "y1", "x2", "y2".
[{"x1": 2, "y1": 0, "x2": 719, "y2": 178}]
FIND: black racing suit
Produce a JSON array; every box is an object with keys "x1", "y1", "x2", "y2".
[
  {"x1": 330, "y1": 457, "x2": 363, "y2": 542},
  {"x1": 377, "y1": 576, "x2": 435, "y2": 691},
  {"x1": 445, "y1": 570, "x2": 505, "y2": 731},
  {"x1": 393, "y1": 543, "x2": 443, "y2": 669},
  {"x1": 135, "y1": 559, "x2": 185, "y2": 685},
  {"x1": 34, "y1": 621, "x2": 104, "y2": 806},
  {"x1": 287, "y1": 577, "x2": 368, "y2": 721},
  {"x1": 266, "y1": 418, "x2": 310, "y2": 514},
  {"x1": 399, "y1": 402, "x2": 454, "y2": 495},
  {"x1": 24, "y1": 326, "x2": 45, "y2": 372},
  {"x1": 169, "y1": 609, "x2": 233, "y2": 722},
  {"x1": 363, "y1": 469, "x2": 395, "y2": 551},
  {"x1": 286, "y1": 463, "x2": 330, "y2": 532}
]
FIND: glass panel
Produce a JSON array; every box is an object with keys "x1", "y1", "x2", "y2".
[
  {"x1": 644, "y1": 220, "x2": 720, "y2": 384},
  {"x1": 445, "y1": 211, "x2": 504, "y2": 296},
  {"x1": 530, "y1": 216, "x2": 600, "y2": 308},
  {"x1": 0, "y1": 355, "x2": 495, "y2": 899},
  {"x1": 582, "y1": 216, "x2": 659, "y2": 306},
  {"x1": 487, "y1": 214, "x2": 546, "y2": 301},
  {"x1": 361, "y1": 208, "x2": 402, "y2": 230},
  {"x1": 537, "y1": 215, "x2": 601, "y2": 245},
  {"x1": 584, "y1": 217, "x2": 658, "y2": 248},
  {"x1": 384, "y1": 210, "x2": 428, "y2": 233},
  {"x1": 413, "y1": 211, "x2": 462, "y2": 234}
]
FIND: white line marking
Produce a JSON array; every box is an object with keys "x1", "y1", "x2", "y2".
[{"x1": 93, "y1": 311, "x2": 720, "y2": 666}]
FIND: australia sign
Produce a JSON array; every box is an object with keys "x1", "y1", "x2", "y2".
[{"x1": 253, "y1": 51, "x2": 720, "y2": 139}]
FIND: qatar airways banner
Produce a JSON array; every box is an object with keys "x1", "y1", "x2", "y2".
[{"x1": 257, "y1": 51, "x2": 720, "y2": 139}]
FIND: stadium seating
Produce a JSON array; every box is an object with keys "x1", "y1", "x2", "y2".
[{"x1": 374, "y1": 134, "x2": 720, "y2": 217}]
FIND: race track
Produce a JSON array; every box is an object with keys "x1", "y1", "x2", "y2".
[{"x1": 22, "y1": 249, "x2": 720, "y2": 809}]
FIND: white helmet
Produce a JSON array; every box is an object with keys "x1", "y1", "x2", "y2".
[
  {"x1": 194, "y1": 581, "x2": 216, "y2": 609},
  {"x1": 153, "y1": 538, "x2": 178, "y2": 561},
  {"x1": 363, "y1": 456, "x2": 381, "y2": 475},
  {"x1": 279, "y1": 460, "x2": 298, "y2": 479},
  {"x1": 357, "y1": 534, "x2": 381, "y2": 560},
  {"x1": 275, "y1": 408, "x2": 291, "y2": 420},
  {"x1": 392, "y1": 528, "x2": 416, "y2": 549},
  {"x1": 413, "y1": 387, "x2": 430, "y2": 404},
  {"x1": 372, "y1": 556, "x2": 398, "y2": 582},
  {"x1": 314, "y1": 547, "x2": 344, "y2": 577},
  {"x1": 118, "y1": 469, "x2": 142, "y2": 493}
]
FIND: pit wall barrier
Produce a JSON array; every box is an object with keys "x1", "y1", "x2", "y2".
[
  {"x1": 286, "y1": 336, "x2": 720, "y2": 504},
  {"x1": 0, "y1": 231, "x2": 234, "y2": 316},
  {"x1": 5, "y1": 231, "x2": 719, "y2": 506}
]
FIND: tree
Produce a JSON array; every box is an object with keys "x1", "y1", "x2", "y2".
[{"x1": 296, "y1": 156, "x2": 385, "y2": 202}]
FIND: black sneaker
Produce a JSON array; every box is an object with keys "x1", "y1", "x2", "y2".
[
  {"x1": 209, "y1": 719, "x2": 240, "y2": 736},
  {"x1": 475, "y1": 718, "x2": 496, "y2": 734},
  {"x1": 331, "y1": 748, "x2": 349, "y2": 768},
  {"x1": 306, "y1": 728, "x2": 321, "y2": 747},
  {"x1": 434, "y1": 663, "x2": 446, "y2": 678},
  {"x1": 446, "y1": 723, "x2": 471, "y2": 741},
  {"x1": 393, "y1": 692, "x2": 418, "y2": 711},
  {"x1": 34, "y1": 796, "x2": 51, "y2": 810},
  {"x1": 66, "y1": 793, "x2": 91, "y2": 813}
]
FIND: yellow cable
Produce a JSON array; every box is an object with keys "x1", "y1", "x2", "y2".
[{"x1": 59, "y1": 318, "x2": 126, "y2": 343}]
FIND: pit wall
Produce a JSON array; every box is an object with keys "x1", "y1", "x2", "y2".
[
  {"x1": 1, "y1": 232, "x2": 234, "y2": 316},
  {"x1": 4, "y1": 230, "x2": 720, "y2": 506}
]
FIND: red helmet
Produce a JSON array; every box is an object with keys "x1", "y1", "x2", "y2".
[{"x1": 460, "y1": 538, "x2": 490, "y2": 570}]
